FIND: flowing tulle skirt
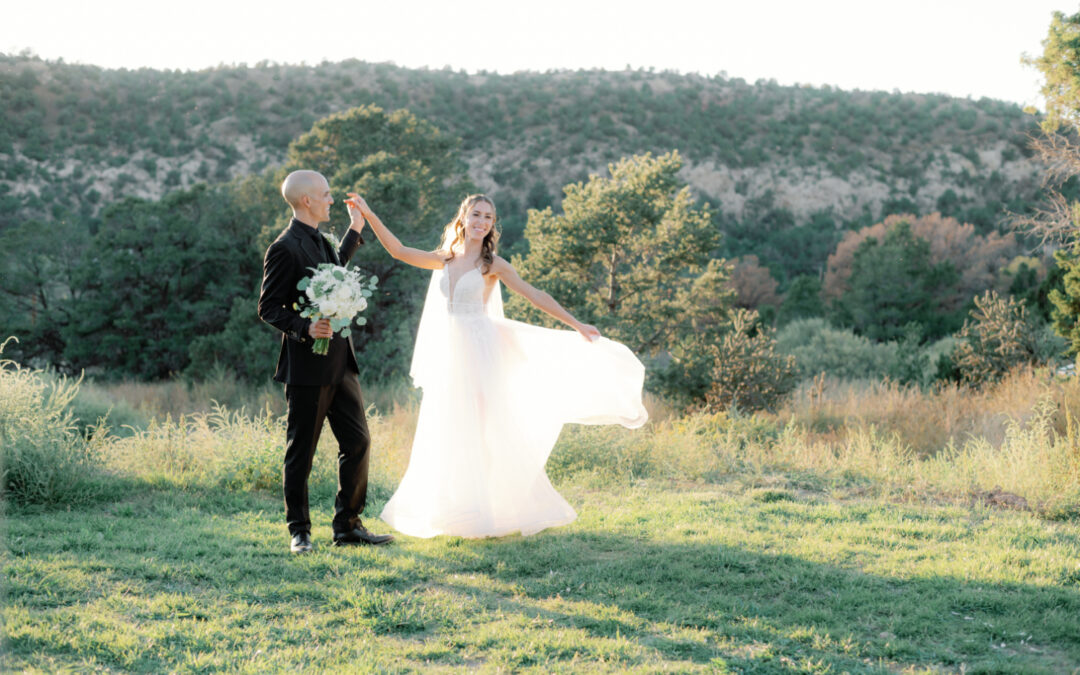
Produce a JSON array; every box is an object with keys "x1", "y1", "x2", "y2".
[{"x1": 379, "y1": 312, "x2": 648, "y2": 538}]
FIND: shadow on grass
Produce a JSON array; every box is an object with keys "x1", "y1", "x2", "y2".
[
  {"x1": 395, "y1": 529, "x2": 1080, "y2": 673},
  {"x1": 5, "y1": 485, "x2": 1080, "y2": 673}
]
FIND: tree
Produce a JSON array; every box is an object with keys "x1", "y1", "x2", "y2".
[
  {"x1": 1050, "y1": 245, "x2": 1080, "y2": 354},
  {"x1": 286, "y1": 105, "x2": 474, "y2": 381},
  {"x1": 823, "y1": 213, "x2": 1015, "y2": 314},
  {"x1": 1024, "y1": 11, "x2": 1080, "y2": 134},
  {"x1": 184, "y1": 171, "x2": 287, "y2": 380},
  {"x1": 722, "y1": 206, "x2": 842, "y2": 287},
  {"x1": 776, "y1": 274, "x2": 824, "y2": 326},
  {"x1": 508, "y1": 151, "x2": 731, "y2": 399},
  {"x1": 0, "y1": 218, "x2": 88, "y2": 368},
  {"x1": 832, "y1": 222, "x2": 958, "y2": 342},
  {"x1": 63, "y1": 185, "x2": 260, "y2": 378},
  {"x1": 187, "y1": 295, "x2": 280, "y2": 381},
  {"x1": 1018, "y1": 12, "x2": 1080, "y2": 352},
  {"x1": 727, "y1": 255, "x2": 780, "y2": 311}
]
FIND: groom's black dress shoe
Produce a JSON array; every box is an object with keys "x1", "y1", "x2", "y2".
[
  {"x1": 333, "y1": 524, "x2": 394, "y2": 546},
  {"x1": 290, "y1": 532, "x2": 313, "y2": 554}
]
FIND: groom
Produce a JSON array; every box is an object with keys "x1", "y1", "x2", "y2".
[{"x1": 258, "y1": 169, "x2": 393, "y2": 553}]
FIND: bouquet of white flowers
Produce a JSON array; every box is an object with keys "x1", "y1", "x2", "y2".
[{"x1": 294, "y1": 263, "x2": 378, "y2": 355}]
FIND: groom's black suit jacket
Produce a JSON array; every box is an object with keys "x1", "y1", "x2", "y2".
[{"x1": 258, "y1": 218, "x2": 364, "y2": 385}]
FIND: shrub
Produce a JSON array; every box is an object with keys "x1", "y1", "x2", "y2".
[
  {"x1": 775, "y1": 318, "x2": 899, "y2": 380},
  {"x1": 888, "y1": 323, "x2": 931, "y2": 386},
  {"x1": 186, "y1": 297, "x2": 279, "y2": 382},
  {"x1": 0, "y1": 342, "x2": 111, "y2": 506},
  {"x1": 951, "y1": 291, "x2": 1046, "y2": 388},
  {"x1": 705, "y1": 309, "x2": 797, "y2": 412}
]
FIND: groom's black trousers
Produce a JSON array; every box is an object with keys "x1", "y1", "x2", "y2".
[{"x1": 283, "y1": 375, "x2": 370, "y2": 536}]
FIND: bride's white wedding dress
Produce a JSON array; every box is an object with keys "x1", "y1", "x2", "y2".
[{"x1": 379, "y1": 265, "x2": 649, "y2": 538}]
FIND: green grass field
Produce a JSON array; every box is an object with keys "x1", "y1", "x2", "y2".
[
  {"x1": 5, "y1": 475, "x2": 1080, "y2": 673},
  {"x1": 4, "y1": 365, "x2": 1080, "y2": 672}
]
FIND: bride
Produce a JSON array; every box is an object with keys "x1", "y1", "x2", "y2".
[{"x1": 346, "y1": 193, "x2": 648, "y2": 538}]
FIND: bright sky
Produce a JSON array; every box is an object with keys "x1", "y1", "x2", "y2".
[{"x1": 2, "y1": 0, "x2": 1068, "y2": 109}]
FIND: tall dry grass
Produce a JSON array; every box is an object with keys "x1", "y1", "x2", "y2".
[
  {"x1": 0, "y1": 349, "x2": 116, "y2": 506},
  {"x1": 549, "y1": 400, "x2": 1080, "y2": 517},
  {"x1": 544, "y1": 367, "x2": 1080, "y2": 517},
  {"x1": 778, "y1": 367, "x2": 1080, "y2": 456},
  {"x1": 40, "y1": 364, "x2": 1080, "y2": 519},
  {"x1": 99, "y1": 403, "x2": 420, "y2": 502},
  {"x1": 79, "y1": 373, "x2": 420, "y2": 427},
  {"x1": 78, "y1": 376, "x2": 285, "y2": 423}
]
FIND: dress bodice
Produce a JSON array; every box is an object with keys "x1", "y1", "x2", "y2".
[{"x1": 442, "y1": 266, "x2": 486, "y2": 315}]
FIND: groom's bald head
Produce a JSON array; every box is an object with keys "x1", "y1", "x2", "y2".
[
  {"x1": 282, "y1": 170, "x2": 333, "y2": 226},
  {"x1": 281, "y1": 170, "x2": 329, "y2": 209}
]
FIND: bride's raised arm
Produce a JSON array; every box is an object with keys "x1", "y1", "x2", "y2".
[
  {"x1": 490, "y1": 256, "x2": 601, "y2": 342},
  {"x1": 346, "y1": 193, "x2": 444, "y2": 270}
]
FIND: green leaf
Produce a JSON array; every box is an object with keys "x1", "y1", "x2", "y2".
[
  {"x1": 340, "y1": 328, "x2": 351, "y2": 338},
  {"x1": 297, "y1": 278, "x2": 310, "y2": 291}
]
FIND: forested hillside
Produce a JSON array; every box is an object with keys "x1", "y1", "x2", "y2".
[
  {"x1": 0, "y1": 53, "x2": 1043, "y2": 243},
  {"x1": 0, "y1": 53, "x2": 1057, "y2": 388}
]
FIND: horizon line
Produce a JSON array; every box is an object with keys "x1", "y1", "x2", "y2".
[{"x1": 1, "y1": 48, "x2": 1042, "y2": 112}]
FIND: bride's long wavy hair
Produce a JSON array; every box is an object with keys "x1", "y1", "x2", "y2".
[{"x1": 437, "y1": 194, "x2": 500, "y2": 273}]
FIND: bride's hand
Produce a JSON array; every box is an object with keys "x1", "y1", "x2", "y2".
[
  {"x1": 344, "y1": 195, "x2": 367, "y2": 231},
  {"x1": 576, "y1": 323, "x2": 601, "y2": 342},
  {"x1": 346, "y1": 193, "x2": 372, "y2": 216}
]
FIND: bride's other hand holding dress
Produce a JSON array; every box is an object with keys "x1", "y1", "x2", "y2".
[{"x1": 347, "y1": 193, "x2": 647, "y2": 538}]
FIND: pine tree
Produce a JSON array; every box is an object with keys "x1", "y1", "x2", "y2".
[
  {"x1": 955, "y1": 291, "x2": 1041, "y2": 387},
  {"x1": 508, "y1": 151, "x2": 732, "y2": 398},
  {"x1": 777, "y1": 274, "x2": 824, "y2": 326},
  {"x1": 1050, "y1": 246, "x2": 1080, "y2": 354}
]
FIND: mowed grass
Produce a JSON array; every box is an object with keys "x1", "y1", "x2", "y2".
[
  {"x1": 4, "y1": 360, "x2": 1080, "y2": 673},
  {"x1": 5, "y1": 477, "x2": 1080, "y2": 673}
]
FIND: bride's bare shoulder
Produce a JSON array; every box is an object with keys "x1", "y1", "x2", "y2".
[{"x1": 489, "y1": 255, "x2": 514, "y2": 275}]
